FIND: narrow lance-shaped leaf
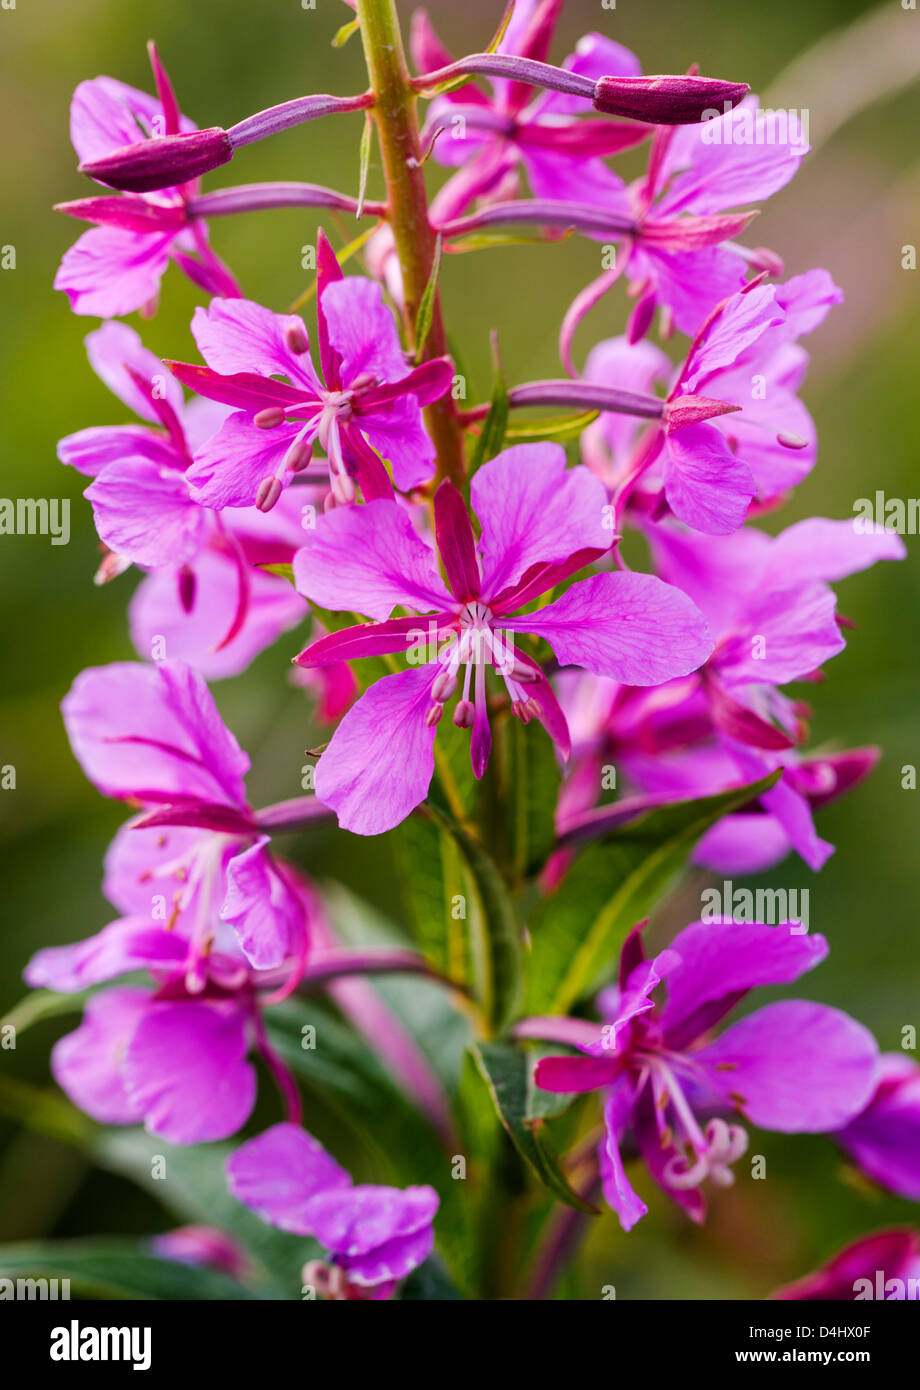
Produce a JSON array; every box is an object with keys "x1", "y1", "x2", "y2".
[
  {"x1": 468, "y1": 330, "x2": 509, "y2": 473},
  {"x1": 415, "y1": 233, "x2": 443, "y2": 363},
  {"x1": 426, "y1": 807, "x2": 524, "y2": 1033},
  {"x1": 526, "y1": 773, "x2": 782, "y2": 1015},
  {"x1": 471, "y1": 1041, "x2": 598, "y2": 1213}
]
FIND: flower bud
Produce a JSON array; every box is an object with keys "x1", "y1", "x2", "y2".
[
  {"x1": 79, "y1": 127, "x2": 233, "y2": 194},
  {"x1": 593, "y1": 75, "x2": 749, "y2": 125}
]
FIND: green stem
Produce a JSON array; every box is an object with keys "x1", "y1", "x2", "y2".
[{"x1": 356, "y1": 0, "x2": 465, "y2": 488}]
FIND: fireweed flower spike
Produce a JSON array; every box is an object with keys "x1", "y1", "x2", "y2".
[
  {"x1": 167, "y1": 233, "x2": 453, "y2": 510},
  {"x1": 227, "y1": 1123, "x2": 439, "y2": 1300},
  {"x1": 293, "y1": 443, "x2": 713, "y2": 835},
  {"x1": 528, "y1": 919, "x2": 879, "y2": 1230},
  {"x1": 54, "y1": 43, "x2": 241, "y2": 316}
]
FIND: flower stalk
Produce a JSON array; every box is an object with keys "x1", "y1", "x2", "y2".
[{"x1": 356, "y1": 0, "x2": 465, "y2": 488}]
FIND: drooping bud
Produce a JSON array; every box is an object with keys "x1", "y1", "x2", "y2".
[
  {"x1": 593, "y1": 75, "x2": 749, "y2": 125},
  {"x1": 79, "y1": 127, "x2": 233, "y2": 194}
]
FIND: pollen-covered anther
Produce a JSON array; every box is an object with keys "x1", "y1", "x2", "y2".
[
  {"x1": 453, "y1": 699, "x2": 475, "y2": 729},
  {"x1": 431, "y1": 669, "x2": 458, "y2": 702},
  {"x1": 285, "y1": 438, "x2": 314, "y2": 473},
  {"x1": 284, "y1": 321, "x2": 309, "y2": 355},
  {"x1": 254, "y1": 406, "x2": 286, "y2": 429},
  {"x1": 256, "y1": 476, "x2": 283, "y2": 512},
  {"x1": 777, "y1": 431, "x2": 808, "y2": 449},
  {"x1": 425, "y1": 702, "x2": 444, "y2": 727}
]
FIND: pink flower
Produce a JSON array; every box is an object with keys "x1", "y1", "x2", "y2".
[
  {"x1": 227, "y1": 1122, "x2": 438, "y2": 1299},
  {"x1": 530, "y1": 919, "x2": 878, "y2": 1230},
  {"x1": 293, "y1": 443, "x2": 713, "y2": 835},
  {"x1": 56, "y1": 659, "x2": 314, "y2": 969},
  {"x1": 167, "y1": 234, "x2": 453, "y2": 510},
  {"x1": 54, "y1": 44, "x2": 238, "y2": 317},
  {"x1": 58, "y1": 320, "x2": 307, "y2": 674}
]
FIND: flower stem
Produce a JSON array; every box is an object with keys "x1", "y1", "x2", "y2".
[{"x1": 356, "y1": 0, "x2": 464, "y2": 488}]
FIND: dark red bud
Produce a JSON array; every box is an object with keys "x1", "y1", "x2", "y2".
[
  {"x1": 593, "y1": 75, "x2": 749, "y2": 125},
  {"x1": 79, "y1": 127, "x2": 233, "y2": 193}
]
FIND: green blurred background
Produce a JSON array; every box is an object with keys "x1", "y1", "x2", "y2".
[{"x1": 0, "y1": 0, "x2": 918, "y2": 1297}]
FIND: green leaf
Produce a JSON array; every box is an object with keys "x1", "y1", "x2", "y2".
[
  {"x1": 414, "y1": 233, "x2": 443, "y2": 363},
  {"x1": 332, "y1": 16, "x2": 360, "y2": 47},
  {"x1": 468, "y1": 331, "x2": 508, "y2": 474},
  {"x1": 485, "y1": 0, "x2": 516, "y2": 53},
  {"x1": 400, "y1": 1254, "x2": 463, "y2": 1300},
  {"x1": 0, "y1": 1238, "x2": 263, "y2": 1300},
  {"x1": 356, "y1": 111, "x2": 374, "y2": 219},
  {"x1": 525, "y1": 773, "x2": 783, "y2": 1015},
  {"x1": 471, "y1": 1042, "x2": 597, "y2": 1213},
  {"x1": 447, "y1": 228, "x2": 572, "y2": 254},
  {"x1": 502, "y1": 718, "x2": 561, "y2": 883},
  {"x1": 257, "y1": 562, "x2": 295, "y2": 585},
  {"x1": 427, "y1": 808, "x2": 524, "y2": 1033},
  {"x1": 505, "y1": 408, "x2": 600, "y2": 444},
  {"x1": 397, "y1": 813, "x2": 468, "y2": 980},
  {"x1": 94, "y1": 1129, "x2": 313, "y2": 1295}
]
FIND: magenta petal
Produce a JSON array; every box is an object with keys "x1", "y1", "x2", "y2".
[
  {"x1": 61, "y1": 660, "x2": 249, "y2": 808},
  {"x1": 664, "y1": 422, "x2": 756, "y2": 535},
  {"x1": 763, "y1": 517, "x2": 906, "y2": 586},
  {"x1": 25, "y1": 918, "x2": 186, "y2": 992},
  {"x1": 320, "y1": 275, "x2": 412, "y2": 388},
  {"x1": 293, "y1": 500, "x2": 451, "y2": 620},
  {"x1": 315, "y1": 666, "x2": 438, "y2": 836},
  {"x1": 186, "y1": 414, "x2": 301, "y2": 509},
  {"x1": 85, "y1": 320, "x2": 185, "y2": 422},
  {"x1": 294, "y1": 615, "x2": 448, "y2": 669},
  {"x1": 433, "y1": 480, "x2": 480, "y2": 602},
  {"x1": 660, "y1": 920, "x2": 829, "y2": 1050},
  {"x1": 534, "y1": 1053, "x2": 620, "y2": 1093},
  {"x1": 221, "y1": 840, "x2": 304, "y2": 970},
  {"x1": 124, "y1": 999, "x2": 256, "y2": 1143},
  {"x1": 70, "y1": 76, "x2": 173, "y2": 165},
  {"x1": 129, "y1": 548, "x2": 306, "y2": 682},
  {"x1": 696, "y1": 1000, "x2": 879, "y2": 1133},
  {"x1": 836, "y1": 1056, "x2": 920, "y2": 1201},
  {"x1": 510, "y1": 572, "x2": 713, "y2": 685},
  {"x1": 599, "y1": 1087, "x2": 648, "y2": 1232},
  {"x1": 58, "y1": 425, "x2": 178, "y2": 479},
  {"x1": 51, "y1": 988, "x2": 150, "y2": 1126},
  {"x1": 190, "y1": 299, "x2": 319, "y2": 391},
  {"x1": 85, "y1": 457, "x2": 205, "y2": 568},
  {"x1": 304, "y1": 1183, "x2": 438, "y2": 1269},
  {"x1": 55, "y1": 226, "x2": 174, "y2": 319},
  {"x1": 472, "y1": 444, "x2": 609, "y2": 600},
  {"x1": 226, "y1": 1122, "x2": 351, "y2": 1234},
  {"x1": 716, "y1": 582, "x2": 844, "y2": 687},
  {"x1": 358, "y1": 399, "x2": 437, "y2": 492}
]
